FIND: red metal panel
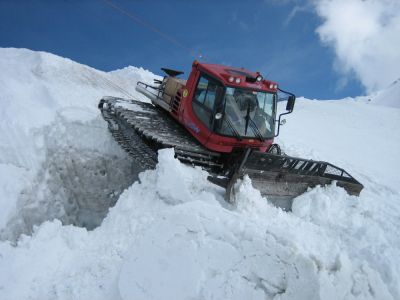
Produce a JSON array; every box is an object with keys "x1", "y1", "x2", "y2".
[{"x1": 196, "y1": 62, "x2": 278, "y2": 92}]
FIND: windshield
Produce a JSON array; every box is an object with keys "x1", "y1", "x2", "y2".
[{"x1": 217, "y1": 87, "x2": 276, "y2": 139}]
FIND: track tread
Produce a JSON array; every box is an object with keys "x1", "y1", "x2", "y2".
[{"x1": 99, "y1": 97, "x2": 222, "y2": 171}]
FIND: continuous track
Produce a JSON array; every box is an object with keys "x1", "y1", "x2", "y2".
[{"x1": 98, "y1": 97, "x2": 223, "y2": 171}]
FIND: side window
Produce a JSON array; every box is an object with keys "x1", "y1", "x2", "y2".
[
  {"x1": 195, "y1": 77, "x2": 208, "y2": 103},
  {"x1": 192, "y1": 75, "x2": 218, "y2": 129},
  {"x1": 204, "y1": 84, "x2": 216, "y2": 110}
]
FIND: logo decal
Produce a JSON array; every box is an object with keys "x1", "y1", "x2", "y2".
[
  {"x1": 182, "y1": 89, "x2": 189, "y2": 98},
  {"x1": 185, "y1": 120, "x2": 200, "y2": 134}
]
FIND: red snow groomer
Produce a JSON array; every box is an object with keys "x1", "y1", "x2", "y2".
[{"x1": 99, "y1": 61, "x2": 363, "y2": 209}]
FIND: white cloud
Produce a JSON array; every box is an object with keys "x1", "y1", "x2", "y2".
[{"x1": 313, "y1": 0, "x2": 400, "y2": 92}]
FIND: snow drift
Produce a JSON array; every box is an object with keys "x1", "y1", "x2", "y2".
[
  {"x1": 0, "y1": 48, "x2": 156, "y2": 236},
  {"x1": 362, "y1": 78, "x2": 400, "y2": 108},
  {"x1": 0, "y1": 48, "x2": 399, "y2": 300}
]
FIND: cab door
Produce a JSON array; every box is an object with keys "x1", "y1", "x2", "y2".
[{"x1": 185, "y1": 74, "x2": 223, "y2": 145}]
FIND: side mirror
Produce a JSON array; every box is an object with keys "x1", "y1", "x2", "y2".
[{"x1": 286, "y1": 95, "x2": 295, "y2": 111}]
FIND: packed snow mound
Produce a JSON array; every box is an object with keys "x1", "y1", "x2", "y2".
[
  {"x1": 0, "y1": 48, "x2": 399, "y2": 299},
  {"x1": 0, "y1": 48, "x2": 154, "y2": 170},
  {"x1": 0, "y1": 48, "x2": 155, "y2": 235},
  {"x1": 1, "y1": 149, "x2": 399, "y2": 300}
]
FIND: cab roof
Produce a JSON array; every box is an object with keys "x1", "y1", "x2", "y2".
[{"x1": 194, "y1": 61, "x2": 278, "y2": 92}]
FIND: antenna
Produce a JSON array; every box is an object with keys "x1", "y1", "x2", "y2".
[{"x1": 102, "y1": 0, "x2": 205, "y2": 60}]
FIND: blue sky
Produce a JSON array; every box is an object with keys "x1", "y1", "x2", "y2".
[{"x1": 0, "y1": 0, "x2": 366, "y2": 99}]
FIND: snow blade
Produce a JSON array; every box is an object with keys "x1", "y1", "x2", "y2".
[{"x1": 225, "y1": 149, "x2": 364, "y2": 210}]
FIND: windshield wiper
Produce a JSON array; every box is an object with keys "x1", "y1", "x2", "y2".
[
  {"x1": 244, "y1": 101, "x2": 264, "y2": 141},
  {"x1": 249, "y1": 118, "x2": 265, "y2": 142},
  {"x1": 244, "y1": 101, "x2": 251, "y2": 135},
  {"x1": 225, "y1": 117, "x2": 242, "y2": 141}
]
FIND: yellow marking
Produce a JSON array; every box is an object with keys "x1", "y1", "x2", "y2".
[{"x1": 183, "y1": 89, "x2": 189, "y2": 97}]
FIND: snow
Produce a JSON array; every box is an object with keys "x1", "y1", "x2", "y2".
[
  {"x1": 362, "y1": 78, "x2": 400, "y2": 109},
  {"x1": 0, "y1": 48, "x2": 153, "y2": 237},
  {"x1": 276, "y1": 97, "x2": 400, "y2": 190},
  {"x1": 0, "y1": 48, "x2": 399, "y2": 300}
]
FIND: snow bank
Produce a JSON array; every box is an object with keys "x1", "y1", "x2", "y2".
[
  {"x1": 276, "y1": 97, "x2": 400, "y2": 191},
  {"x1": 1, "y1": 149, "x2": 398, "y2": 299},
  {"x1": 0, "y1": 48, "x2": 154, "y2": 237},
  {"x1": 0, "y1": 48, "x2": 399, "y2": 299},
  {"x1": 0, "y1": 48, "x2": 151, "y2": 171},
  {"x1": 362, "y1": 79, "x2": 400, "y2": 109}
]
